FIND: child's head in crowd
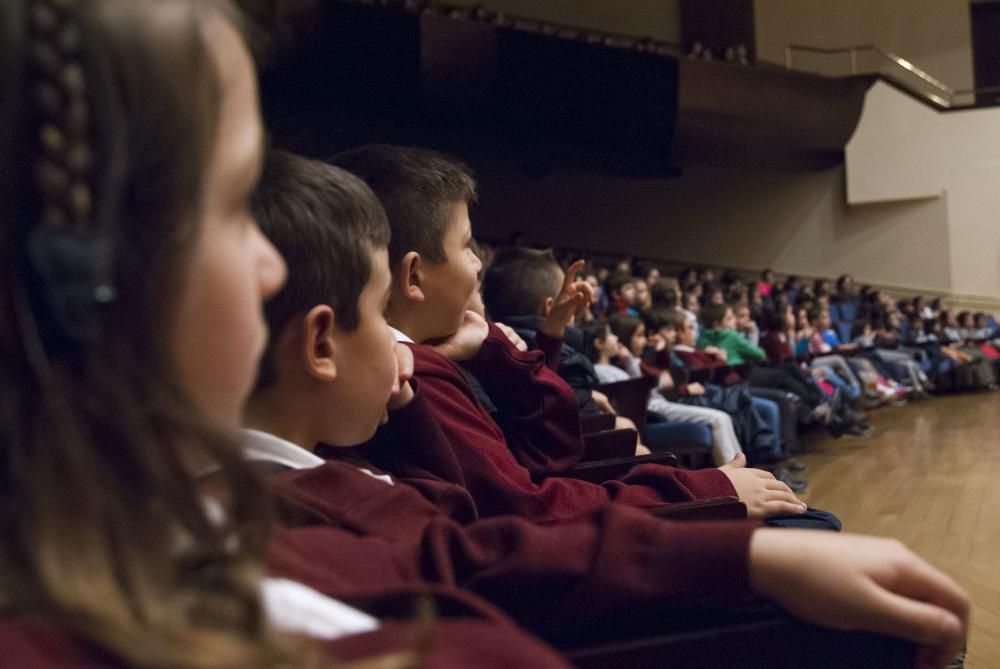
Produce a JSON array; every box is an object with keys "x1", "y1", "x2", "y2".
[
  {"x1": 700, "y1": 303, "x2": 734, "y2": 331},
  {"x1": 608, "y1": 314, "x2": 647, "y2": 356},
  {"x1": 249, "y1": 150, "x2": 402, "y2": 447},
  {"x1": 330, "y1": 144, "x2": 481, "y2": 343},
  {"x1": 482, "y1": 247, "x2": 564, "y2": 322}
]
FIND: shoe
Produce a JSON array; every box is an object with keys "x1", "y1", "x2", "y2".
[
  {"x1": 784, "y1": 458, "x2": 808, "y2": 472},
  {"x1": 776, "y1": 468, "x2": 808, "y2": 492},
  {"x1": 845, "y1": 424, "x2": 874, "y2": 438}
]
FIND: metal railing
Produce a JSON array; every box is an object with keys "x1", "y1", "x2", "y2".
[{"x1": 784, "y1": 43, "x2": 1000, "y2": 109}]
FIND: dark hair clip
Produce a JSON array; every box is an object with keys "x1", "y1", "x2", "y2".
[{"x1": 28, "y1": 225, "x2": 116, "y2": 342}]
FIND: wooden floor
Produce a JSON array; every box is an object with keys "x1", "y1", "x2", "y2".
[{"x1": 796, "y1": 391, "x2": 1000, "y2": 668}]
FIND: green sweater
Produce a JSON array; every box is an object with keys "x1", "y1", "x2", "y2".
[{"x1": 697, "y1": 328, "x2": 766, "y2": 366}]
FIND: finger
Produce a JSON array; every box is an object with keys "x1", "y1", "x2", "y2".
[
  {"x1": 564, "y1": 259, "x2": 586, "y2": 289},
  {"x1": 395, "y1": 344, "x2": 415, "y2": 383},
  {"x1": 760, "y1": 501, "x2": 808, "y2": 517},
  {"x1": 863, "y1": 585, "x2": 966, "y2": 651},
  {"x1": 752, "y1": 468, "x2": 777, "y2": 480},
  {"x1": 764, "y1": 479, "x2": 793, "y2": 494},
  {"x1": 889, "y1": 556, "x2": 971, "y2": 628},
  {"x1": 729, "y1": 453, "x2": 746, "y2": 468},
  {"x1": 572, "y1": 280, "x2": 597, "y2": 305},
  {"x1": 765, "y1": 490, "x2": 805, "y2": 508}
]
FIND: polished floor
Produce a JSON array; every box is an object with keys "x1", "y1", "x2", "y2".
[{"x1": 797, "y1": 391, "x2": 1000, "y2": 668}]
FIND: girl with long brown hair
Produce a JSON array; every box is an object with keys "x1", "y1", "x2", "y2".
[{"x1": 0, "y1": 1, "x2": 570, "y2": 667}]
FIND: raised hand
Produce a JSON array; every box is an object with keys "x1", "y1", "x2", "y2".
[
  {"x1": 718, "y1": 453, "x2": 806, "y2": 519},
  {"x1": 541, "y1": 259, "x2": 596, "y2": 339}
]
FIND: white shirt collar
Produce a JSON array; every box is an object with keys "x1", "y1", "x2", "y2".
[
  {"x1": 390, "y1": 326, "x2": 414, "y2": 343},
  {"x1": 241, "y1": 428, "x2": 326, "y2": 469},
  {"x1": 240, "y1": 428, "x2": 394, "y2": 486}
]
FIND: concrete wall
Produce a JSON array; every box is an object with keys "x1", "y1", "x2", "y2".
[{"x1": 755, "y1": 0, "x2": 973, "y2": 93}]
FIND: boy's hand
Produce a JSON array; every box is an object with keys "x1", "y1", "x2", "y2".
[
  {"x1": 649, "y1": 332, "x2": 667, "y2": 352},
  {"x1": 749, "y1": 529, "x2": 968, "y2": 669},
  {"x1": 686, "y1": 382, "x2": 706, "y2": 396},
  {"x1": 658, "y1": 370, "x2": 675, "y2": 390},
  {"x1": 432, "y1": 310, "x2": 490, "y2": 361},
  {"x1": 718, "y1": 453, "x2": 807, "y2": 519},
  {"x1": 387, "y1": 344, "x2": 415, "y2": 411},
  {"x1": 495, "y1": 322, "x2": 528, "y2": 352},
  {"x1": 591, "y1": 390, "x2": 615, "y2": 414},
  {"x1": 541, "y1": 259, "x2": 596, "y2": 339},
  {"x1": 704, "y1": 346, "x2": 728, "y2": 362}
]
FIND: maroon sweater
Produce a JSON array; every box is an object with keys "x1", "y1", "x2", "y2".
[
  {"x1": 0, "y1": 617, "x2": 571, "y2": 669},
  {"x1": 267, "y1": 457, "x2": 757, "y2": 636},
  {"x1": 349, "y1": 324, "x2": 736, "y2": 523}
]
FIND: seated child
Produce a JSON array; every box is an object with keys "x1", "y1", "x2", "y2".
[
  {"x1": 242, "y1": 152, "x2": 966, "y2": 663},
  {"x1": 697, "y1": 304, "x2": 767, "y2": 366},
  {"x1": 584, "y1": 317, "x2": 745, "y2": 466},
  {"x1": 328, "y1": 144, "x2": 804, "y2": 522}
]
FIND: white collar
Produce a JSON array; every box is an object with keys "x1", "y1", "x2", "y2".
[
  {"x1": 390, "y1": 326, "x2": 414, "y2": 343},
  {"x1": 674, "y1": 344, "x2": 695, "y2": 352},
  {"x1": 241, "y1": 429, "x2": 326, "y2": 469},
  {"x1": 240, "y1": 428, "x2": 394, "y2": 486}
]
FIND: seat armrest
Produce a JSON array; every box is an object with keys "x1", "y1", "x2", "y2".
[
  {"x1": 561, "y1": 452, "x2": 679, "y2": 484},
  {"x1": 650, "y1": 496, "x2": 746, "y2": 521},
  {"x1": 582, "y1": 428, "x2": 638, "y2": 461},
  {"x1": 581, "y1": 412, "x2": 616, "y2": 434}
]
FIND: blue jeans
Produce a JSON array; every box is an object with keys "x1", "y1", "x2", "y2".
[{"x1": 750, "y1": 396, "x2": 783, "y2": 461}]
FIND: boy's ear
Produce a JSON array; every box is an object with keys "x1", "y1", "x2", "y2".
[
  {"x1": 302, "y1": 305, "x2": 338, "y2": 382},
  {"x1": 541, "y1": 296, "x2": 555, "y2": 317},
  {"x1": 396, "y1": 251, "x2": 426, "y2": 303}
]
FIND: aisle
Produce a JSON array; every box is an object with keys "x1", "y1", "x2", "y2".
[{"x1": 797, "y1": 392, "x2": 1000, "y2": 668}]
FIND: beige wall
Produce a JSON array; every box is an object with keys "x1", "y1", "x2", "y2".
[
  {"x1": 846, "y1": 80, "x2": 1000, "y2": 302},
  {"x1": 755, "y1": 0, "x2": 973, "y2": 92},
  {"x1": 471, "y1": 157, "x2": 952, "y2": 296},
  {"x1": 444, "y1": 0, "x2": 682, "y2": 43}
]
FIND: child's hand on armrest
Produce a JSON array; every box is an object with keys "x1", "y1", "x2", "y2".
[
  {"x1": 387, "y1": 343, "x2": 415, "y2": 410},
  {"x1": 494, "y1": 322, "x2": 528, "y2": 352},
  {"x1": 540, "y1": 259, "x2": 595, "y2": 339},
  {"x1": 686, "y1": 382, "x2": 706, "y2": 396},
  {"x1": 718, "y1": 453, "x2": 806, "y2": 519},
  {"x1": 705, "y1": 345, "x2": 728, "y2": 362},
  {"x1": 591, "y1": 389, "x2": 615, "y2": 414},
  {"x1": 749, "y1": 529, "x2": 969, "y2": 669},
  {"x1": 431, "y1": 310, "x2": 489, "y2": 361}
]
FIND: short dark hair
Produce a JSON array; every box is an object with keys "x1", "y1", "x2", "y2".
[
  {"x1": 608, "y1": 313, "x2": 643, "y2": 347},
  {"x1": 607, "y1": 273, "x2": 635, "y2": 297},
  {"x1": 644, "y1": 307, "x2": 685, "y2": 333},
  {"x1": 252, "y1": 150, "x2": 390, "y2": 386},
  {"x1": 580, "y1": 319, "x2": 611, "y2": 362},
  {"x1": 650, "y1": 278, "x2": 680, "y2": 309},
  {"x1": 482, "y1": 247, "x2": 563, "y2": 321},
  {"x1": 330, "y1": 144, "x2": 477, "y2": 269},
  {"x1": 700, "y1": 303, "x2": 729, "y2": 329}
]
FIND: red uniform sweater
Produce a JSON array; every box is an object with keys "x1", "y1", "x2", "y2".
[
  {"x1": 267, "y1": 457, "x2": 757, "y2": 636},
  {"x1": 347, "y1": 323, "x2": 736, "y2": 523},
  {"x1": 0, "y1": 616, "x2": 572, "y2": 669}
]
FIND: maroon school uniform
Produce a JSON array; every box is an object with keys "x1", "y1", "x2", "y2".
[
  {"x1": 462, "y1": 325, "x2": 582, "y2": 478},
  {"x1": 0, "y1": 617, "x2": 572, "y2": 669},
  {"x1": 267, "y1": 453, "x2": 757, "y2": 636},
  {"x1": 343, "y1": 323, "x2": 737, "y2": 523}
]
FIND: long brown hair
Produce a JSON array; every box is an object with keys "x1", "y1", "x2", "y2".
[{"x1": 0, "y1": 1, "x2": 290, "y2": 666}]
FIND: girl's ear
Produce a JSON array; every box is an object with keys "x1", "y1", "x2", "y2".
[
  {"x1": 302, "y1": 305, "x2": 337, "y2": 381},
  {"x1": 398, "y1": 251, "x2": 425, "y2": 303}
]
